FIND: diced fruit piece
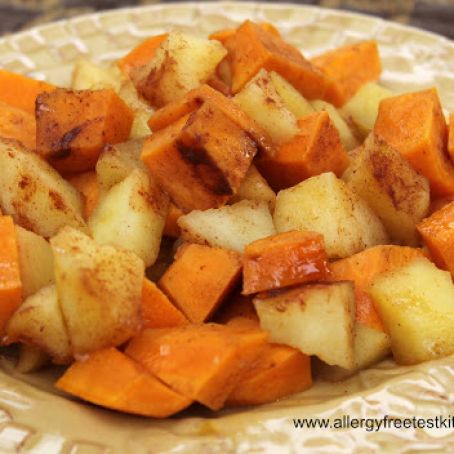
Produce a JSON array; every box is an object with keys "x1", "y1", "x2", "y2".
[
  {"x1": 329, "y1": 245, "x2": 426, "y2": 331},
  {"x1": 0, "y1": 101, "x2": 36, "y2": 150},
  {"x1": 269, "y1": 71, "x2": 314, "y2": 118},
  {"x1": 274, "y1": 172, "x2": 388, "y2": 258},
  {"x1": 312, "y1": 40, "x2": 381, "y2": 107},
  {"x1": 142, "y1": 101, "x2": 258, "y2": 212},
  {"x1": 368, "y1": 257, "x2": 454, "y2": 365},
  {"x1": 118, "y1": 34, "x2": 168, "y2": 77},
  {"x1": 130, "y1": 31, "x2": 226, "y2": 107},
  {"x1": 158, "y1": 243, "x2": 242, "y2": 323},
  {"x1": 254, "y1": 282, "x2": 356, "y2": 369},
  {"x1": 417, "y1": 201, "x2": 454, "y2": 276},
  {"x1": 15, "y1": 225, "x2": 54, "y2": 299},
  {"x1": 243, "y1": 230, "x2": 329, "y2": 294},
  {"x1": 343, "y1": 134, "x2": 430, "y2": 245},
  {"x1": 125, "y1": 324, "x2": 267, "y2": 410},
  {"x1": 71, "y1": 59, "x2": 123, "y2": 91},
  {"x1": 0, "y1": 138, "x2": 86, "y2": 238},
  {"x1": 56, "y1": 347, "x2": 192, "y2": 418},
  {"x1": 6, "y1": 284, "x2": 71, "y2": 363},
  {"x1": 374, "y1": 88, "x2": 453, "y2": 196},
  {"x1": 227, "y1": 343, "x2": 312, "y2": 406},
  {"x1": 147, "y1": 84, "x2": 275, "y2": 156},
  {"x1": 67, "y1": 171, "x2": 100, "y2": 219},
  {"x1": 310, "y1": 99, "x2": 358, "y2": 150},
  {"x1": 315, "y1": 322, "x2": 391, "y2": 381},
  {"x1": 0, "y1": 69, "x2": 55, "y2": 114},
  {"x1": 178, "y1": 200, "x2": 276, "y2": 253},
  {"x1": 233, "y1": 69, "x2": 298, "y2": 145},
  {"x1": 36, "y1": 88, "x2": 133, "y2": 173},
  {"x1": 257, "y1": 112, "x2": 349, "y2": 191},
  {"x1": 15, "y1": 344, "x2": 49, "y2": 373},
  {"x1": 230, "y1": 165, "x2": 276, "y2": 212},
  {"x1": 95, "y1": 139, "x2": 146, "y2": 193},
  {"x1": 224, "y1": 20, "x2": 330, "y2": 99},
  {"x1": 142, "y1": 278, "x2": 188, "y2": 329},
  {"x1": 50, "y1": 227, "x2": 144, "y2": 355},
  {"x1": 88, "y1": 169, "x2": 168, "y2": 267},
  {"x1": 0, "y1": 216, "x2": 22, "y2": 334},
  {"x1": 341, "y1": 82, "x2": 392, "y2": 139}
]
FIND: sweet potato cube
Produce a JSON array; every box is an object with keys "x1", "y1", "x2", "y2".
[
  {"x1": 374, "y1": 88, "x2": 453, "y2": 196},
  {"x1": 125, "y1": 324, "x2": 267, "y2": 410},
  {"x1": 243, "y1": 230, "x2": 329, "y2": 295},
  {"x1": 417, "y1": 202, "x2": 454, "y2": 277},
  {"x1": 118, "y1": 34, "x2": 168, "y2": 77},
  {"x1": 142, "y1": 102, "x2": 258, "y2": 211},
  {"x1": 449, "y1": 114, "x2": 454, "y2": 163},
  {"x1": 36, "y1": 88, "x2": 134, "y2": 174},
  {"x1": 312, "y1": 40, "x2": 381, "y2": 107},
  {"x1": 227, "y1": 342, "x2": 312, "y2": 406},
  {"x1": 0, "y1": 216, "x2": 22, "y2": 334},
  {"x1": 0, "y1": 69, "x2": 55, "y2": 114},
  {"x1": 158, "y1": 243, "x2": 242, "y2": 323},
  {"x1": 256, "y1": 111, "x2": 349, "y2": 190},
  {"x1": 329, "y1": 245, "x2": 425, "y2": 331},
  {"x1": 215, "y1": 293, "x2": 258, "y2": 324},
  {"x1": 142, "y1": 278, "x2": 188, "y2": 329},
  {"x1": 147, "y1": 84, "x2": 275, "y2": 156},
  {"x1": 67, "y1": 171, "x2": 100, "y2": 219},
  {"x1": 0, "y1": 101, "x2": 36, "y2": 150},
  {"x1": 224, "y1": 20, "x2": 330, "y2": 99},
  {"x1": 56, "y1": 347, "x2": 192, "y2": 418}
]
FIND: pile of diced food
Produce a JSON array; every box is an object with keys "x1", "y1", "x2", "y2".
[{"x1": 0, "y1": 19, "x2": 454, "y2": 418}]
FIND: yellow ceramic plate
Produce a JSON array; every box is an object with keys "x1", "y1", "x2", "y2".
[{"x1": 0, "y1": 3, "x2": 454, "y2": 453}]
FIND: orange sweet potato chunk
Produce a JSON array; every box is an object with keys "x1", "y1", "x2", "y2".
[
  {"x1": 214, "y1": 293, "x2": 258, "y2": 324},
  {"x1": 142, "y1": 278, "x2": 188, "y2": 329},
  {"x1": 329, "y1": 245, "x2": 425, "y2": 331},
  {"x1": 0, "y1": 70, "x2": 55, "y2": 114},
  {"x1": 0, "y1": 216, "x2": 22, "y2": 335},
  {"x1": 223, "y1": 20, "x2": 330, "y2": 99},
  {"x1": 158, "y1": 243, "x2": 242, "y2": 323},
  {"x1": 449, "y1": 114, "x2": 454, "y2": 163},
  {"x1": 67, "y1": 171, "x2": 100, "y2": 219},
  {"x1": 417, "y1": 202, "x2": 454, "y2": 276},
  {"x1": 374, "y1": 88, "x2": 453, "y2": 196},
  {"x1": 118, "y1": 34, "x2": 168, "y2": 77},
  {"x1": 147, "y1": 84, "x2": 275, "y2": 156},
  {"x1": 312, "y1": 40, "x2": 381, "y2": 107},
  {"x1": 227, "y1": 342, "x2": 312, "y2": 406},
  {"x1": 0, "y1": 101, "x2": 36, "y2": 150},
  {"x1": 125, "y1": 324, "x2": 267, "y2": 410},
  {"x1": 243, "y1": 230, "x2": 329, "y2": 295},
  {"x1": 142, "y1": 102, "x2": 258, "y2": 211},
  {"x1": 56, "y1": 347, "x2": 192, "y2": 418},
  {"x1": 256, "y1": 111, "x2": 349, "y2": 190},
  {"x1": 36, "y1": 88, "x2": 133, "y2": 174}
]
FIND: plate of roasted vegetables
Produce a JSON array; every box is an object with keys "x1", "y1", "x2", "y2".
[{"x1": 0, "y1": 2, "x2": 453, "y2": 453}]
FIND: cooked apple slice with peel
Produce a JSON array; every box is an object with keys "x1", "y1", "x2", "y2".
[
  {"x1": 50, "y1": 227, "x2": 144, "y2": 356},
  {"x1": 254, "y1": 282, "x2": 356, "y2": 369}
]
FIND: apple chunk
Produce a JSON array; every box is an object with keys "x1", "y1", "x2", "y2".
[
  {"x1": 254, "y1": 282, "x2": 355, "y2": 369},
  {"x1": 50, "y1": 227, "x2": 144, "y2": 355}
]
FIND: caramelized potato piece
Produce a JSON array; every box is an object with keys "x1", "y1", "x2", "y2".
[
  {"x1": 158, "y1": 243, "x2": 242, "y2": 323},
  {"x1": 257, "y1": 112, "x2": 349, "y2": 191},
  {"x1": 224, "y1": 20, "x2": 330, "y2": 98},
  {"x1": 36, "y1": 88, "x2": 133, "y2": 173},
  {"x1": 243, "y1": 230, "x2": 329, "y2": 295},
  {"x1": 142, "y1": 102, "x2": 258, "y2": 211},
  {"x1": 125, "y1": 324, "x2": 267, "y2": 410}
]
